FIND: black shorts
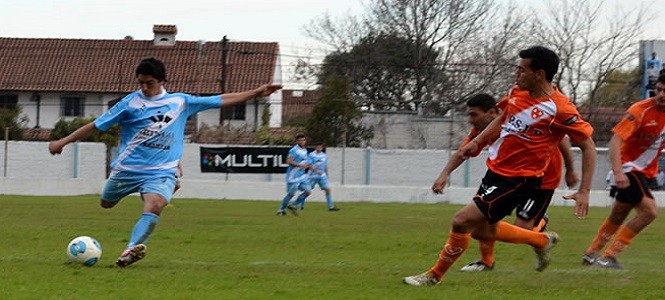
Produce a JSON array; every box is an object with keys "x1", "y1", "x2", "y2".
[
  {"x1": 473, "y1": 170, "x2": 543, "y2": 224},
  {"x1": 612, "y1": 171, "x2": 654, "y2": 205},
  {"x1": 515, "y1": 189, "x2": 554, "y2": 225}
]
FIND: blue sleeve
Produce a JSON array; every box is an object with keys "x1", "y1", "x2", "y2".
[
  {"x1": 186, "y1": 94, "x2": 222, "y2": 116},
  {"x1": 94, "y1": 96, "x2": 130, "y2": 131}
]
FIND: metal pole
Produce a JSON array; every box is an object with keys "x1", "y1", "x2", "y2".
[
  {"x1": 464, "y1": 159, "x2": 470, "y2": 187},
  {"x1": 447, "y1": 106, "x2": 455, "y2": 187},
  {"x1": 225, "y1": 143, "x2": 229, "y2": 181},
  {"x1": 341, "y1": 104, "x2": 347, "y2": 185},
  {"x1": 219, "y1": 35, "x2": 229, "y2": 125},
  {"x1": 364, "y1": 146, "x2": 371, "y2": 185},
  {"x1": 3, "y1": 127, "x2": 8, "y2": 177},
  {"x1": 73, "y1": 142, "x2": 79, "y2": 178}
]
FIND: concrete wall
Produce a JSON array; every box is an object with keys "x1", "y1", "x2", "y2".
[
  {"x1": 0, "y1": 140, "x2": 657, "y2": 207},
  {"x1": 361, "y1": 112, "x2": 470, "y2": 149}
]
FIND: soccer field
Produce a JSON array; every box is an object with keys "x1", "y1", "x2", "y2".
[{"x1": 1, "y1": 195, "x2": 663, "y2": 299}]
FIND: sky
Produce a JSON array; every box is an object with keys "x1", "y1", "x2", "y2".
[{"x1": 1, "y1": 0, "x2": 664, "y2": 87}]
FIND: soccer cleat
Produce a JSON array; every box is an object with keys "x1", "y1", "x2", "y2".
[
  {"x1": 116, "y1": 244, "x2": 147, "y2": 267},
  {"x1": 593, "y1": 256, "x2": 623, "y2": 269},
  {"x1": 534, "y1": 232, "x2": 560, "y2": 272},
  {"x1": 402, "y1": 272, "x2": 440, "y2": 286},
  {"x1": 276, "y1": 211, "x2": 286, "y2": 216},
  {"x1": 460, "y1": 260, "x2": 494, "y2": 272},
  {"x1": 287, "y1": 205, "x2": 299, "y2": 216},
  {"x1": 328, "y1": 207, "x2": 340, "y2": 211},
  {"x1": 582, "y1": 252, "x2": 599, "y2": 266}
]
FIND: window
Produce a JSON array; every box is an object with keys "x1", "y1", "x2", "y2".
[
  {"x1": 222, "y1": 102, "x2": 246, "y2": 120},
  {"x1": 0, "y1": 94, "x2": 18, "y2": 110},
  {"x1": 61, "y1": 95, "x2": 85, "y2": 117}
]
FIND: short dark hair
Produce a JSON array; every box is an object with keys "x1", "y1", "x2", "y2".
[
  {"x1": 295, "y1": 133, "x2": 306, "y2": 140},
  {"x1": 136, "y1": 57, "x2": 167, "y2": 82},
  {"x1": 313, "y1": 141, "x2": 324, "y2": 146},
  {"x1": 519, "y1": 46, "x2": 559, "y2": 82},
  {"x1": 466, "y1": 93, "x2": 496, "y2": 112}
]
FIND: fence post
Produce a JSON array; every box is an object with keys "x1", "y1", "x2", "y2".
[
  {"x1": 364, "y1": 146, "x2": 371, "y2": 185},
  {"x1": 3, "y1": 127, "x2": 8, "y2": 177},
  {"x1": 73, "y1": 142, "x2": 80, "y2": 178},
  {"x1": 463, "y1": 159, "x2": 470, "y2": 187}
]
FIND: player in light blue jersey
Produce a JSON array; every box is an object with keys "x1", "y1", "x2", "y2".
[
  {"x1": 49, "y1": 57, "x2": 281, "y2": 267},
  {"x1": 304, "y1": 142, "x2": 339, "y2": 211},
  {"x1": 276, "y1": 134, "x2": 312, "y2": 216}
]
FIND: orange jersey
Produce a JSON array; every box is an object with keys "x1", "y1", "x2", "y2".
[
  {"x1": 487, "y1": 86, "x2": 593, "y2": 178},
  {"x1": 461, "y1": 118, "x2": 564, "y2": 189},
  {"x1": 541, "y1": 147, "x2": 563, "y2": 190},
  {"x1": 612, "y1": 98, "x2": 665, "y2": 178}
]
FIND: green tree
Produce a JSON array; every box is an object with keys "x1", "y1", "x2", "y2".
[
  {"x1": 320, "y1": 33, "x2": 443, "y2": 113},
  {"x1": 306, "y1": 78, "x2": 373, "y2": 147},
  {"x1": 0, "y1": 106, "x2": 28, "y2": 140}
]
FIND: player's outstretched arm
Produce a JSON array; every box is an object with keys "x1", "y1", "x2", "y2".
[
  {"x1": 48, "y1": 122, "x2": 98, "y2": 155},
  {"x1": 221, "y1": 84, "x2": 282, "y2": 108},
  {"x1": 608, "y1": 134, "x2": 629, "y2": 189},
  {"x1": 559, "y1": 136, "x2": 579, "y2": 188},
  {"x1": 459, "y1": 115, "x2": 503, "y2": 159},
  {"x1": 562, "y1": 137, "x2": 596, "y2": 218},
  {"x1": 432, "y1": 154, "x2": 466, "y2": 194}
]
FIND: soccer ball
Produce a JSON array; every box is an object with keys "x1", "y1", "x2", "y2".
[{"x1": 67, "y1": 236, "x2": 102, "y2": 266}]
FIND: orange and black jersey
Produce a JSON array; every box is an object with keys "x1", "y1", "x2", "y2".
[
  {"x1": 487, "y1": 86, "x2": 593, "y2": 178},
  {"x1": 612, "y1": 98, "x2": 665, "y2": 178},
  {"x1": 461, "y1": 123, "x2": 563, "y2": 189}
]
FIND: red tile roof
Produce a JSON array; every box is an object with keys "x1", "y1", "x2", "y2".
[
  {"x1": 0, "y1": 32, "x2": 279, "y2": 94},
  {"x1": 153, "y1": 25, "x2": 177, "y2": 34},
  {"x1": 21, "y1": 128, "x2": 52, "y2": 141},
  {"x1": 282, "y1": 89, "x2": 321, "y2": 120}
]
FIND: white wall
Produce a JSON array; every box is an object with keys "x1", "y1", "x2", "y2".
[{"x1": 0, "y1": 141, "x2": 652, "y2": 207}]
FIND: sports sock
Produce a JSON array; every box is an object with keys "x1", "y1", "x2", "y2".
[
  {"x1": 602, "y1": 226, "x2": 637, "y2": 258},
  {"x1": 494, "y1": 221, "x2": 549, "y2": 248},
  {"x1": 325, "y1": 194, "x2": 334, "y2": 208},
  {"x1": 292, "y1": 192, "x2": 309, "y2": 207},
  {"x1": 428, "y1": 231, "x2": 470, "y2": 280},
  {"x1": 279, "y1": 193, "x2": 295, "y2": 211},
  {"x1": 128, "y1": 212, "x2": 159, "y2": 248},
  {"x1": 533, "y1": 218, "x2": 547, "y2": 232},
  {"x1": 585, "y1": 219, "x2": 621, "y2": 255},
  {"x1": 478, "y1": 239, "x2": 495, "y2": 267}
]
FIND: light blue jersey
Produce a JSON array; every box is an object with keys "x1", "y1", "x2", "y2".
[
  {"x1": 95, "y1": 88, "x2": 220, "y2": 176},
  {"x1": 285, "y1": 145, "x2": 309, "y2": 183},
  {"x1": 308, "y1": 150, "x2": 328, "y2": 179}
]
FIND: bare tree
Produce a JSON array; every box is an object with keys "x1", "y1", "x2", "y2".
[
  {"x1": 365, "y1": 0, "x2": 496, "y2": 114},
  {"x1": 530, "y1": 0, "x2": 650, "y2": 105},
  {"x1": 302, "y1": 12, "x2": 370, "y2": 53}
]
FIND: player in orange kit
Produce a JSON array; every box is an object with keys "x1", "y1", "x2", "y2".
[
  {"x1": 582, "y1": 74, "x2": 665, "y2": 269},
  {"x1": 403, "y1": 46, "x2": 596, "y2": 286}
]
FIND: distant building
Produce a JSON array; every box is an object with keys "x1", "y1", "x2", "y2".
[
  {"x1": 0, "y1": 25, "x2": 283, "y2": 140},
  {"x1": 281, "y1": 89, "x2": 322, "y2": 122}
]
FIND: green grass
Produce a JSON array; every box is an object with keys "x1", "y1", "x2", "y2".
[{"x1": 0, "y1": 195, "x2": 663, "y2": 299}]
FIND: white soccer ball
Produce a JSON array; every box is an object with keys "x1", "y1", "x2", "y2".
[{"x1": 67, "y1": 236, "x2": 102, "y2": 266}]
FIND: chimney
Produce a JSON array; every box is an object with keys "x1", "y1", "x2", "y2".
[{"x1": 153, "y1": 24, "x2": 177, "y2": 46}]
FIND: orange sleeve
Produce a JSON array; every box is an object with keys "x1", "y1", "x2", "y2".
[
  {"x1": 458, "y1": 128, "x2": 486, "y2": 157},
  {"x1": 553, "y1": 100, "x2": 594, "y2": 143},
  {"x1": 611, "y1": 106, "x2": 642, "y2": 140}
]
